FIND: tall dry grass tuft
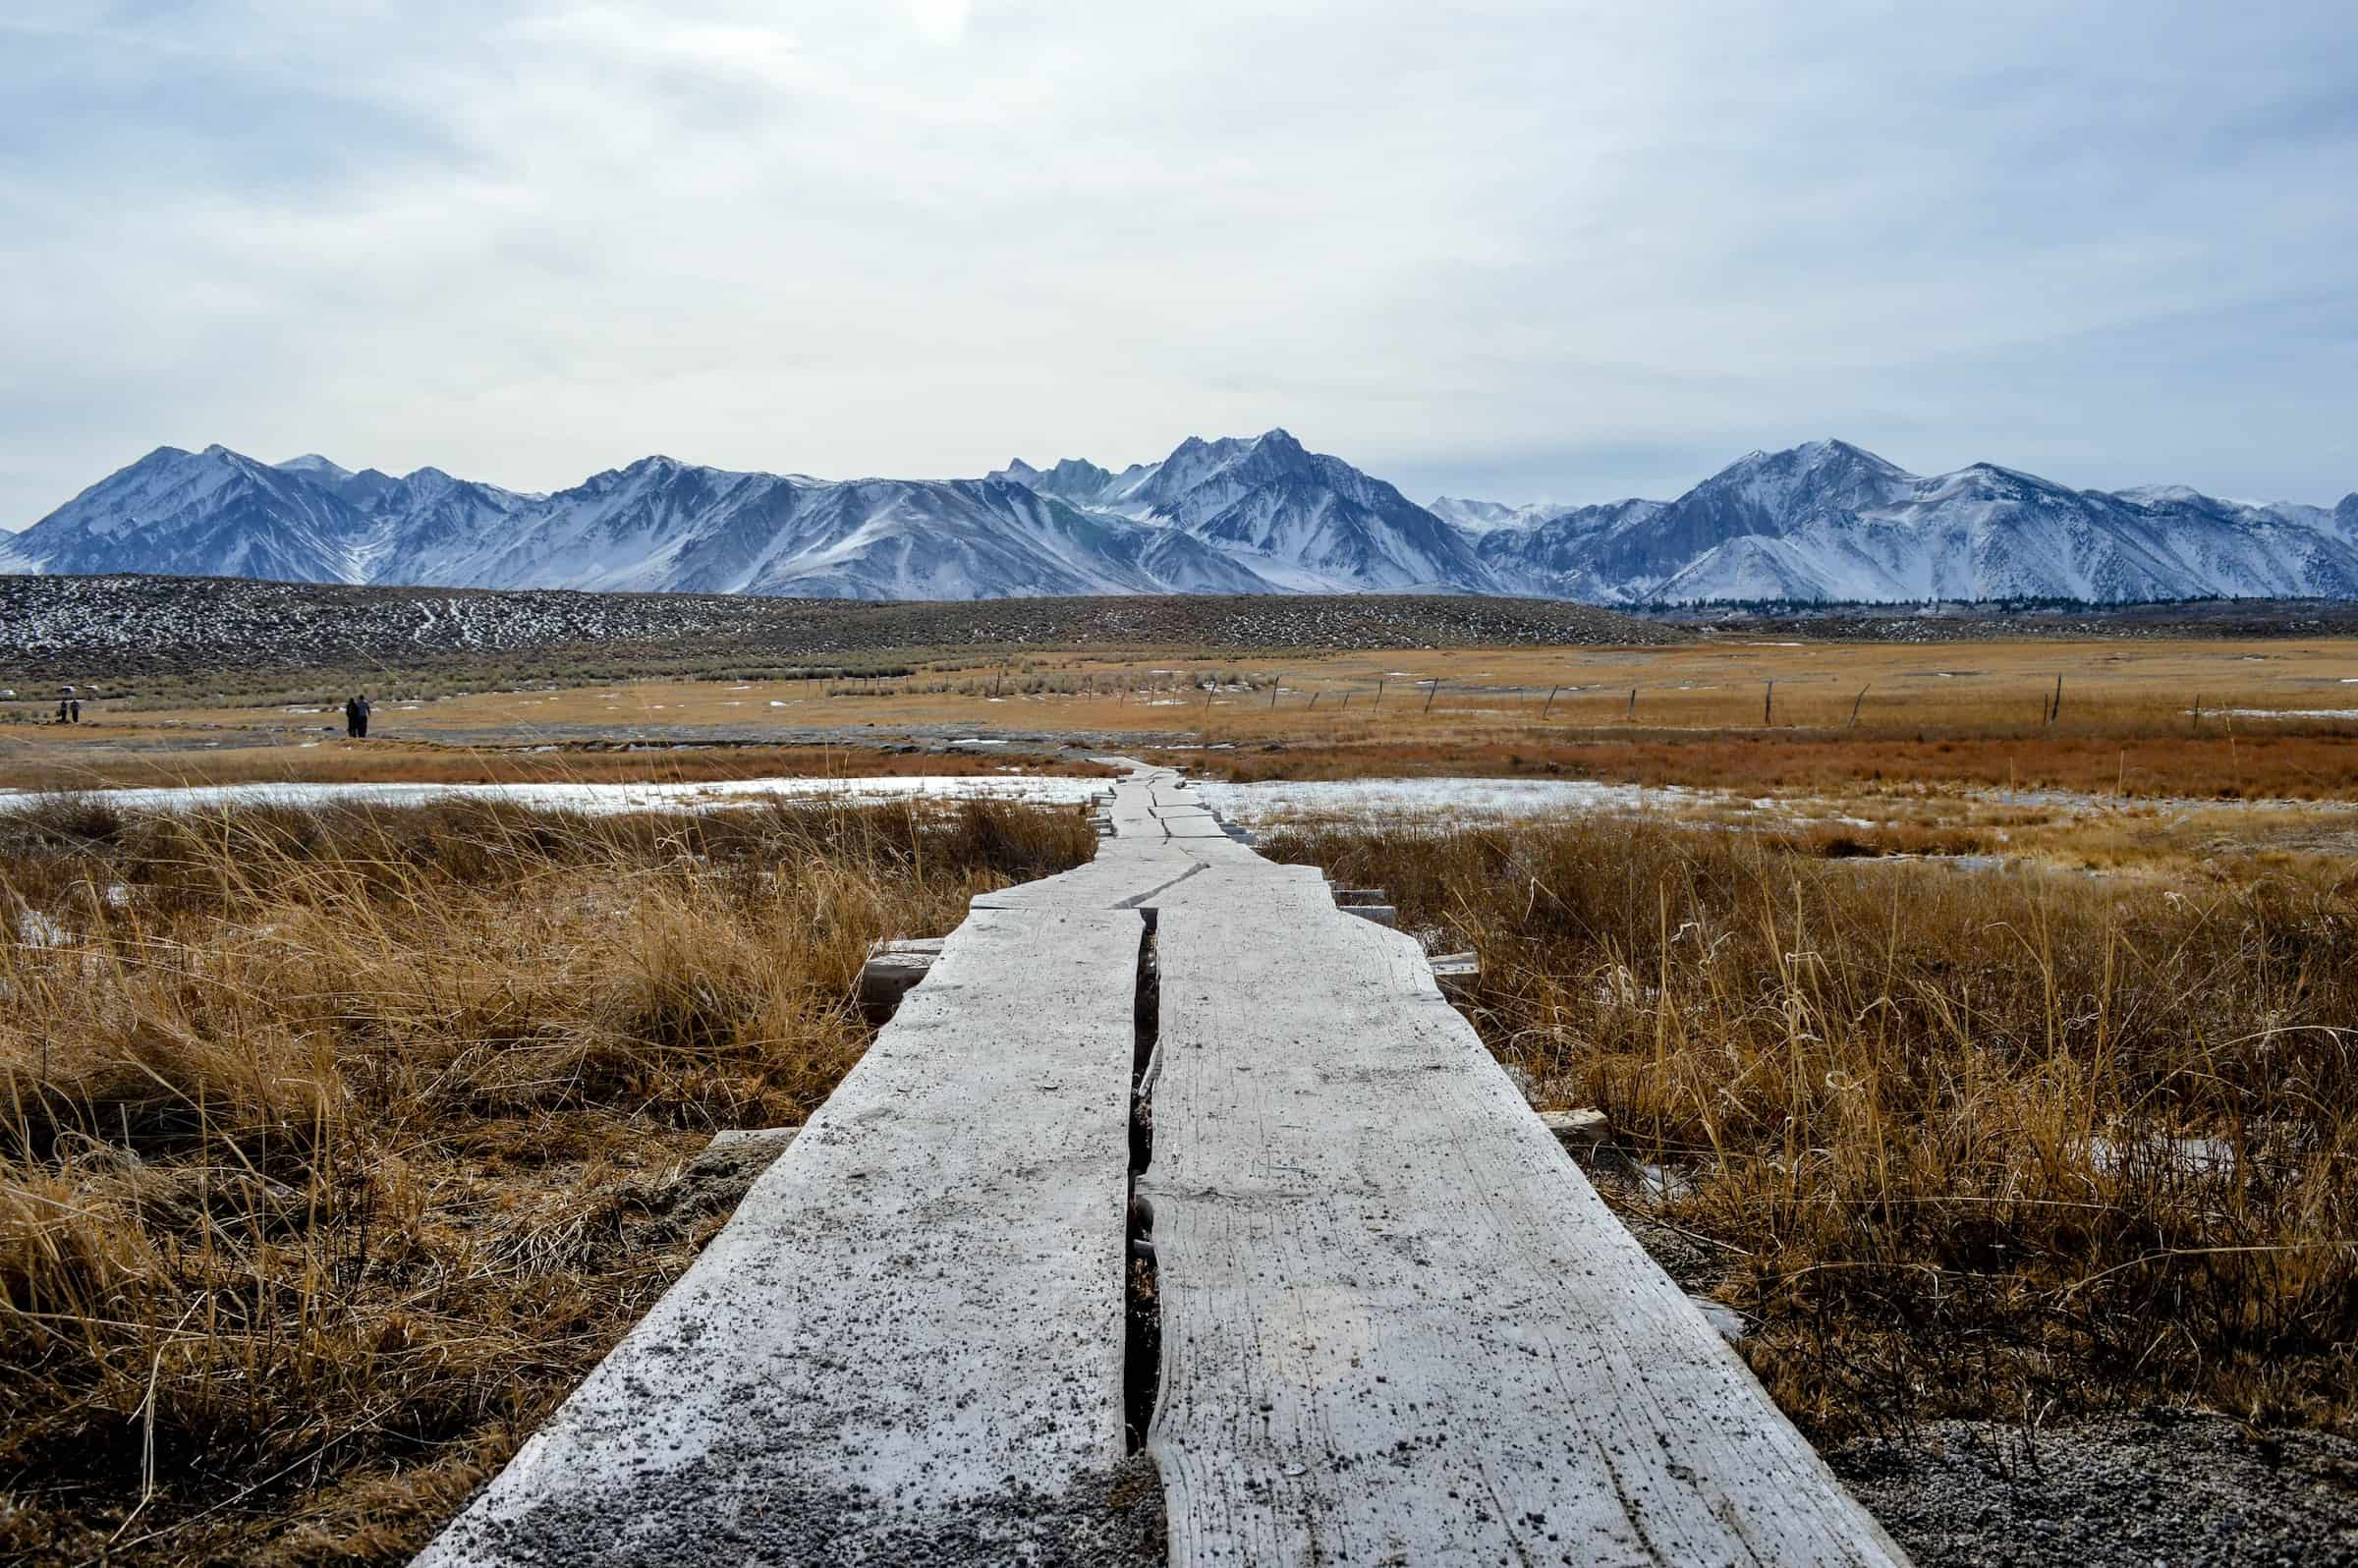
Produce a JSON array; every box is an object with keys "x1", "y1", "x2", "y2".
[
  {"x1": 0, "y1": 793, "x2": 1095, "y2": 1564},
  {"x1": 1262, "y1": 815, "x2": 2358, "y2": 1440}
]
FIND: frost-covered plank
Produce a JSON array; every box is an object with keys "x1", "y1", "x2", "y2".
[
  {"x1": 414, "y1": 904, "x2": 1142, "y2": 1566},
  {"x1": 1140, "y1": 901, "x2": 1910, "y2": 1567},
  {"x1": 975, "y1": 765, "x2": 1261, "y2": 910}
]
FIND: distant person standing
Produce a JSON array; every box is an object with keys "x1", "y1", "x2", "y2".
[
  {"x1": 69, "y1": 697, "x2": 81, "y2": 723},
  {"x1": 345, "y1": 694, "x2": 371, "y2": 739}
]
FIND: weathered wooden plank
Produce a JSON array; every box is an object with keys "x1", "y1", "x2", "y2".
[
  {"x1": 421, "y1": 760, "x2": 1900, "y2": 1568},
  {"x1": 414, "y1": 905, "x2": 1143, "y2": 1566},
  {"x1": 1429, "y1": 949, "x2": 1480, "y2": 1004},
  {"x1": 855, "y1": 934, "x2": 945, "y2": 1021},
  {"x1": 1139, "y1": 899, "x2": 1909, "y2": 1567}
]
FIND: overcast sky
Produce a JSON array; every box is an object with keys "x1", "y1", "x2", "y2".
[{"x1": 4, "y1": 0, "x2": 2354, "y2": 524}]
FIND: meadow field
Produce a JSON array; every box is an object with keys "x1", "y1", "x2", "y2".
[
  {"x1": 4, "y1": 628, "x2": 2356, "y2": 1562},
  {"x1": 7, "y1": 634, "x2": 2358, "y2": 801},
  {"x1": 0, "y1": 794, "x2": 1097, "y2": 1563}
]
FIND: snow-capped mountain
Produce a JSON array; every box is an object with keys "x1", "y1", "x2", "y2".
[
  {"x1": 1468, "y1": 440, "x2": 2358, "y2": 604},
  {"x1": 1430, "y1": 496, "x2": 1567, "y2": 534},
  {"x1": 7, "y1": 434, "x2": 2351, "y2": 605},
  {"x1": 992, "y1": 429, "x2": 1493, "y2": 592},
  {"x1": 8, "y1": 441, "x2": 1294, "y2": 600},
  {"x1": 19, "y1": 444, "x2": 389, "y2": 584}
]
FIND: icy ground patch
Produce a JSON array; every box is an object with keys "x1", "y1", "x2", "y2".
[
  {"x1": 1195, "y1": 777, "x2": 1707, "y2": 825},
  {"x1": 3, "y1": 775, "x2": 1111, "y2": 816}
]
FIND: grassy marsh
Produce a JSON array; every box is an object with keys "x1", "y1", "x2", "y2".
[
  {"x1": 0, "y1": 794, "x2": 1096, "y2": 1564},
  {"x1": 1263, "y1": 813, "x2": 2358, "y2": 1440}
]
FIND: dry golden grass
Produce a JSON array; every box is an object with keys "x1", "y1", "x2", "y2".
[
  {"x1": 1261, "y1": 814, "x2": 2358, "y2": 1441},
  {"x1": 14, "y1": 635, "x2": 2358, "y2": 799},
  {"x1": 0, "y1": 737, "x2": 1115, "y2": 795},
  {"x1": 0, "y1": 793, "x2": 1097, "y2": 1565}
]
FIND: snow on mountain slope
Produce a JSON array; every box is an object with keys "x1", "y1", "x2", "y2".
[
  {"x1": 987, "y1": 457, "x2": 1122, "y2": 507},
  {"x1": 18, "y1": 445, "x2": 377, "y2": 583},
  {"x1": 13, "y1": 436, "x2": 2352, "y2": 605},
  {"x1": 1483, "y1": 443, "x2": 2358, "y2": 605},
  {"x1": 725, "y1": 476, "x2": 1278, "y2": 599},
  {"x1": 1473, "y1": 498, "x2": 1665, "y2": 599},
  {"x1": 995, "y1": 429, "x2": 1496, "y2": 592},
  {"x1": 1430, "y1": 496, "x2": 1568, "y2": 534},
  {"x1": 398, "y1": 458, "x2": 1284, "y2": 600}
]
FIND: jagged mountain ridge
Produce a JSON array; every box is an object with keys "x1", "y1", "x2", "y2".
[
  {"x1": 9, "y1": 433, "x2": 2354, "y2": 605},
  {"x1": 1464, "y1": 440, "x2": 2358, "y2": 604},
  {"x1": 988, "y1": 429, "x2": 1492, "y2": 592}
]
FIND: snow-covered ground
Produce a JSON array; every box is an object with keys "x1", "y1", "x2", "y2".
[
  {"x1": 10, "y1": 770, "x2": 1733, "y2": 829},
  {"x1": 1198, "y1": 777, "x2": 1706, "y2": 824},
  {"x1": 1, "y1": 775, "x2": 1112, "y2": 816}
]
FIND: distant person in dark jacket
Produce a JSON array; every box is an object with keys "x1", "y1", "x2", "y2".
[
  {"x1": 344, "y1": 696, "x2": 363, "y2": 738},
  {"x1": 351, "y1": 695, "x2": 372, "y2": 739},
  {"x1": 69, "y1": 698, "x2": 81, "y2": 723}
]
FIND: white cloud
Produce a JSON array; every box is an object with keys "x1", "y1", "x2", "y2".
[
  {"x1": 0, "y1": 0, "x2": 2352, "y2": 522},
  {"x1": 906, "y1": 0, "x2": 971, "y2": 46},
  {"x1": 508, "y1": 6, "x2": 812, "y2": 86}
]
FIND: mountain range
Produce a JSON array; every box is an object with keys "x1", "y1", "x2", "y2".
[{"x1": 8, "y1": 432, "x2": 2354, "y2": 606}]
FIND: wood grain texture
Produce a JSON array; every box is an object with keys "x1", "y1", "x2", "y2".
[
  {"x1": 418, "y1": 761, "x2": 1904, "y2": 1566},
  {"x1": 414, "y1": 906, "x2": 1143, "y2": 1566},
  {"x1": 1140, "y1": 889, "x2": 1910, "y2": 1567}
]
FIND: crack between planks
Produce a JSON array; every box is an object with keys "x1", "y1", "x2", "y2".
[
  {"x1": 1116, "y1": 861, "x2": 1206, "y2": 911},
  {"x1": 1125, "y1": 907, "x2": 1163, "y2": 1458}
]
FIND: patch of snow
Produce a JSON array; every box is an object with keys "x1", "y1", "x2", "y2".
[
  {"x1": 1689, "y1": 1296, "x2": 1747, "y2": 1343},
  {"x1": 35, "y1": 775, "x2": 1109, "y2": 816},
  {"x1": 15, "y1": 910, "x2": 69, "y2": 948},
  {"x1": 1195, "y1": 777, "x2": 1703, "y2": 825}
]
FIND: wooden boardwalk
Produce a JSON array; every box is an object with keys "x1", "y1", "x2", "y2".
[{"x1": 418, "y1": 765, "x2": 1907, "y2": 1566}]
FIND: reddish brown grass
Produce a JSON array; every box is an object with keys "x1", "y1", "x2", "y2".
[
  {"x1": 1160, "y1": 728, "x2": 2358, "y2": 801},
  {"x1": 0, "y1": 740, "x2": 1117, "y2": 794}
]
